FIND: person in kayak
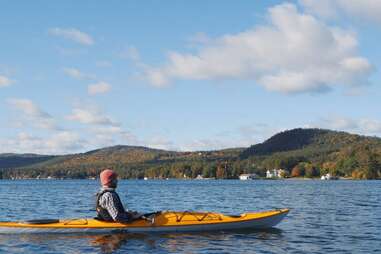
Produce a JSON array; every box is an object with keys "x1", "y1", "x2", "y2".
[{"x1": 96, "y1": 169, "x2": 138, "y2": 223}]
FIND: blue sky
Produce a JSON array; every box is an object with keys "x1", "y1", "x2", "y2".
[{"x1": 0, "y1": 0, "x2": 380, "y2": 154}]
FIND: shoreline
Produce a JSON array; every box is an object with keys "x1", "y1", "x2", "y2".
[{"x1": 0, "y1": 177, "x2": 375, "y2": 181}]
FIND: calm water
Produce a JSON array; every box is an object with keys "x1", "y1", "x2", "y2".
[{"x1": 0, "y1": 180, "x2": 380, "y2": 253}]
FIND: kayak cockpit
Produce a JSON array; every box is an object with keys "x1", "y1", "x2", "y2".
[{"x1": 22, "y1": 219, "x2": 60, "y2": 224}]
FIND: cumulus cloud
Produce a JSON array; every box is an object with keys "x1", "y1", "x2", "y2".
[
  {"x1": 88, "y1": 81, "x2": 111, "y2": 95},
  {"x1": 45, "y1": 131, "x2": 85, "y2": 153},
  {"x1": 0, "y1": 75, "x2": 13, "y2": 87},
  {"x1": 49, "y1": 27, "x2": 94, "y2": 45},
  {"x1": 300, "y1": 0, "x2": 381, "y2": 24},
  {"x1": 139, "y1": 136, "x2": 177, "y2": 151},
  {"x1": 310, "y1": 116, "x2": 381, "y2": 135},
  {"x1": 0, "y1": 126, "x2": 140, "y2": 154},
  {"x1": 144, "y1": 3, "x2": 373, "y2": 94},
  {"x1": 7, "y1": 98, "x2": 59, "y2": 130},
  {"x1": 66, "y1": 106, "x2": 119, "y2": 126},
  {"x1": 177, "y1": 123, "x2": 293, "y2": 151},
  {"x1": 0, "y1": 131, "x2": 85, "y2": 154},
  {"x1": 63, "y1": 67, "x2": 95, "y2": 80},
  {"x1": 88, "y1": 126, "x2": 139, "y2": 148},
  {"x1": 180, "y1": 138, "x2": 236, "y2": 151}
]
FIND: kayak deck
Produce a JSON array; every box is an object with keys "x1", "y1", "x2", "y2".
[{"x1": 0, "y1": 209, "x2": 289, "y2": 234}]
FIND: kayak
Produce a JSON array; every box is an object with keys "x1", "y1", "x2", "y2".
[{"x1": 0, "y1": 209, "x2": 289, "y2": 234}]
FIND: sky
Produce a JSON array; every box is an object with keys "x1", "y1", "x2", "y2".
[{"x1": 0, "y1": 0, "x2": 380, "y2": 154}]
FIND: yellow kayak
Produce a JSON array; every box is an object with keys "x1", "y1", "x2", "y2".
[{"x1": 0, "y1": 209, "x2": 289, "y2": 234}]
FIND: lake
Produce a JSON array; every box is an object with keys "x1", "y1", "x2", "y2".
[{"x1": 0, "y1": 179, "x2": 380, "y2": 253}]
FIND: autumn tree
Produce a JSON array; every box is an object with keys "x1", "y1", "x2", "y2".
[{"x1": 291, "y1": 162, "x2": 306, "y2": 177}]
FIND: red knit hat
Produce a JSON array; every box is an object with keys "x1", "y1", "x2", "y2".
[{"x1": 100, "y1": 169, "x2": 117, "y2": 186}]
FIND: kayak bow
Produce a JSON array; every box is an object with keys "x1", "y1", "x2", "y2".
[{"x1": 0, "y1": 209, "x2": 289, "y2": 234}]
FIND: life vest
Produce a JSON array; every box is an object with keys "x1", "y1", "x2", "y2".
[{"x1": 95, "y1": 189, "x2": 126, "y2": 221}]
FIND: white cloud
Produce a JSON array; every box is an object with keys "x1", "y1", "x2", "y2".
[
  {"x1": 144, "y1": 3, "x2": 373, "y2": 94},
  {"x1": 66, "y1": 106, "x2": 119, "y2": 126},
  {"x1": 63, "y1": 67, "x2": 95, "y2": 80},
  {"x1": 0, "y1": 75, "x2": 13, "y2": 87},
  {"x1": 310, "y1": 116, "x2": 381, "y2": 135},
  {"x1": 88, "y1": 126, "x2": 139, "y2": 148},
  {"x1": 45, "y1": 131, "x2": 85, "y2": 153},
  {"x1": 300, "y1": 0, "x2": 381, "y2": 24},
  {"x1": 88, "y1": 81, "x2": 111, "y2": 95},
  {"x1": 299, "y1": 0, "x2": 338, "y2": 19},
  {"x1": 0, "y1": 131, "x2": 85, "y2": 154},
  {"x1": 358, "y1": 119, "x2": 381, "y2": 134},
  {"x1": 0, "y1": 126, "x2": 139, "y2": 155},
  {"x1": 144, "y1": 136, "x2": 178, "y2": 151},
  {"x1": 180, "y1": 138, "x2": 234, "y2": 151},
  {"x1": 7, "y1": 98, "x2": 59, "y2": 130},
  {"x1": 8, "y1": 98, "x2": 49, "y2": 118},
  {"x1": 49, "y1": 27, "x2": 94, "y2": 45}
]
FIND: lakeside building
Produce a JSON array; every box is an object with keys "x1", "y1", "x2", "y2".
[
  {"x1": 195, "y1": 174, "x2": 215, "y2": 180},
  {"x1": 239, "y1": 173, "x2": 259, "y2": 180},
  {"x1": 321, "y1": 173, "x2": 338, "y2": 180},
  {"x1": 196, "y1": 174, "x2": 204, "y2": 179},
  {"x1": 266, "y1": 169, "x2": 286, "y2": 178}
]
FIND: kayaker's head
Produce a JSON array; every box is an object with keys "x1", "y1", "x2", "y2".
[{"x1": 100, "y1": 169, "x2": 118, "y2": 188}]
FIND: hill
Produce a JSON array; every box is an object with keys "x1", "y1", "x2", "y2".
[
  {"x1": 240, "y1": 128, "x2": 381, "y2": 179},
  {"x1": 1, "y1": 128, "x2": 380, "y2": 179},
  {"x1": 0, "y1": 145, "x2": 243, "y2": 179},
  {"x1": 0, "y1": 153, "x2": 56, "y2": 169}
]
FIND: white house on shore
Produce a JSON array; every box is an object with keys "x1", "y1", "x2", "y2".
[
  {"x1": 266, "y1": 169, "x2": 286, "y2": 178},
  {"x1": 321, "y1": 173, "x2": 338, "y2": 180},
  {"x1": 239, "y1": 173, "x2": 259, "y2": 180}
]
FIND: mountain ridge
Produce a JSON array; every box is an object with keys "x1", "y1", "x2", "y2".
[{"x1": 1, "y1": 128, "x2": 380, "y2": 179}]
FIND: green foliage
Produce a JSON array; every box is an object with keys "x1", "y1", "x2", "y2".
[{"x1": 1, "y1": 129, "x2": 381, "y2": 179}]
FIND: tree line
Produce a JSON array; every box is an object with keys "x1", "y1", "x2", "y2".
[{"x1": 1, "y1": 128, "x2": 380, "y2": 180}]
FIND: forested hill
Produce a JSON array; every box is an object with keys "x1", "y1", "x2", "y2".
[
  {"x1": 0, "y1": 154, "x2": 56, "y2": 169},
  {"x1": 240, "y1": 128, "x2": 331, "y2": 157},
  {"x1": 240, "y1": 128, "x2": 380, "y2": 158},
  {"x1": 1, "y1": 128, "x2": 380, "y2": 179},
  {"x1": 0, "y1": 144, "x2": 243, "y2": 179},
  {"x1": 240, "y1": 128, "x2": 381, "y2": 179}
]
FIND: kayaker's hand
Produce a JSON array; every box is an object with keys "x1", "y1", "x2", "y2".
[
  {"x1": 131, "y1": 212, "x2": 142, "y2": 219},
  {"x1": 127, "y1": 211, "x2": 141, "y2": 219}
]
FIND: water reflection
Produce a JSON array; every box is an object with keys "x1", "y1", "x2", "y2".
[
  {"x1": 0, "y1": 228, "x2": 284, "y2": 253},
  {"x1": 93, "y1": 228, "x2": 284, "y2": 253},
  {"x1": 90, "y1": 233, "x2": 154, "y2": 253}
]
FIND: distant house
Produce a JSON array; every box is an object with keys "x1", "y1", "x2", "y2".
[
  {"x1": 196, "y1": 174, "x2": 204, "y2": 179},
  {"x1": 195, "y1": 174, "x2": 215, "y2": 180},
  {"x1": 321, "y1": 173, "x2": 338, "y2": 180},
  {"x1": 239, "y1": 173, "x2": 259, "y2": 180},
  {"x1": 266, "y1": 169, "x2": 286, "y2": 178}
]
